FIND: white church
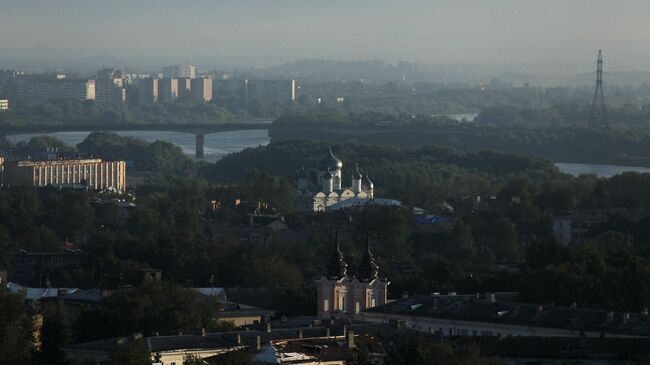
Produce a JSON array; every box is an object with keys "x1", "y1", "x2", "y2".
[{"x1": 295, "y1": 148, "x2": 377, "y2": 212}]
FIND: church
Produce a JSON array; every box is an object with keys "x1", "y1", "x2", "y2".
[
  {"x1": 295, "y1": 148, "x2": 375, "y2": 212},
  {"x1": 315, "y1": 232, "x2": 389, "y2": 319}
]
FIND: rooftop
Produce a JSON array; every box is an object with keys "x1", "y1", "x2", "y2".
[{"x1": 365, "y1": 294, "x2": 650, "y2": 336}]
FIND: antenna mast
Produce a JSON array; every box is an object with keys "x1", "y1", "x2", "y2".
[{"x1": 588, "y1": 50, "x2": 608, "y2": 126}]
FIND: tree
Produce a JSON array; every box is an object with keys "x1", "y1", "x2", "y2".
[
  {"x1": 109, "y1": 339, "x2": 151, "y2": 365},
  {"x1": 0, "y1": 288, "x2": 35, "y2": 365},
  {"x1": 493, "y1": 218, "x2": 521, "y2": 263},
  {"x1": 40, "y1": 299, "x2": 72, "y2": 365}
]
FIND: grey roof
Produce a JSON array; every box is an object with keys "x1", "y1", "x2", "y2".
[
  {"x1": 364, "y1": 294, "x2": 650, "y2": 336},
  {"x1": 478, "y1": 336, "x2": 650, "y2": 360}
]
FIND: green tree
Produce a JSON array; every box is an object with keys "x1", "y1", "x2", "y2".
[
  {"x1": 109, "y1": 339, "x2": 151, "y2": 365},
  {"x1": 0, "y1": 288, "x2": 35, "y2": 365},
  {"x1": 40, "y1": 299, "x2": 72, "y2": 365}
]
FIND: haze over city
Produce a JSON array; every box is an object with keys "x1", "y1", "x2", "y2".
[
  {"x1": 2, "y1": 0, "x2": 650, "y2": 73},
  {"x1": 7, "y1": 2, "x2": 650, "y2": 364}
]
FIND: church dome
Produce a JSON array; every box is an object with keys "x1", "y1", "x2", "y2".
[
  {"x1": 353, "y1": 165, "x2": 362, "y2": 180},
  {"x1": 364, "y1": 173, "x2": 374, "y2": 189},
  {"x1": 319, "y1": 147, "x2": 343, "y2": 171}
]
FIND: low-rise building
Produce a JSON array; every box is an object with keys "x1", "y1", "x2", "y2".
[
  {"x1": 3, "y1": 159, "x2": 126, "y2": 192},
  {"x1": 362, "y1": 293, "x2": 650, "y2": 339},
  {"x1": 8, "y1": 250, "x2": 86, "y2": 287}
]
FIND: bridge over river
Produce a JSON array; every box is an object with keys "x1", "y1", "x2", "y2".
[{"x1": 0, "y1": 120, "x2": 272, "y2": 158}]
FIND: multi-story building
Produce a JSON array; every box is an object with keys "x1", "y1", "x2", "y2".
[
  {"x1": 177, "y1": 77, "x2": 192, "y2": 99},
  {"x1": 3, "y1": 159, "x2": 126, "y2": 192},
  {"x1": 15, "y1": 76, "x2": 95, "y2": 106},
  {"x1": 0, "y1": 69, "x2": 24, "y2": 89},
  {"x1": 95, "y1": 68, "x2": 126, "y2": 104},
  {"x1": 138, "y1": 78, "x2": 158, "y2": 105},
  {"x1": 0, "y1": 99, "x2": 8, "y2": 111},
  {"x1": 158, "y1": 78, "x2": 179, "y2": 103},
  {"x1": 190, "y1": 77, "x2": 212, "y2": 102},
  {"x1": 162, "y1": 64, "x2": 196, "y2": 79},
  {"x1": 8, "y1": 250, "x2": 86, "y2": 286}
]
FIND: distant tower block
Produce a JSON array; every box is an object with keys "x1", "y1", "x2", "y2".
[
  {"x1": 588, "y1": 50, "x2": 608, "y2": 126},
  {"x1": 195, "y1": 133, "x2": 205, "y2": 159}
]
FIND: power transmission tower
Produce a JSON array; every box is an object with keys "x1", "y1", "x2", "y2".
[{"x1": 588, "y1": 50, "x2": 608, "y2": 126}]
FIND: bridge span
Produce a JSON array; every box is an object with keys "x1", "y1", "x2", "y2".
[{"x1": 0, "y1": 121, "x2": 272, "y2": 158}]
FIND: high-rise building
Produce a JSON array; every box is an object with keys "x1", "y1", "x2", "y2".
[
  {"x1": 3, "y1": 159, "x2": 127, "y2": 192},
  {"x1": 177, "y1": 78, "x2": 192, "y2": 99},
  {"x1": 158, "y1": 78, "x2": 179, "y2": 103},
  {"x1": 95, "y1": 68, "x2": 127, "y2": 104},
  {"x1": 14, "y1": 76, "x2": 95, "y2": 106},
  {"x1": 162, "y1": 64, "x2": 196, "y2": 79},
  {"x1": 190, "y1": 77, "x2": 212, "y2": 102},
  {"x1": 138, "y1": 78, "x2": 158, "y2": 105}
]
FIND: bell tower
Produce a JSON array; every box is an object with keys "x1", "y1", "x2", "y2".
[{"x1": 316, "y1": 231, "x2": 389, "y2": 319}]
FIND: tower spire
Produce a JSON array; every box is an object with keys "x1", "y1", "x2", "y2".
[
  {"x1": 359, "y1": 232, "x2": 379, "y2": 281},
  {"x1": 588, "y1": 49, "x2": 608, "y2": 126},
  {"x1": 326, "y1": 230, "x2": 348, "y2": 280}
]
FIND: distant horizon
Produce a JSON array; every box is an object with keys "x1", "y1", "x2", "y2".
[{"x1": 3, "y1": 1, "x2": 650, "y2": 76}]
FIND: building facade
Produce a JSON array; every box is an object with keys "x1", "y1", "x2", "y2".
[
  {"x1": 295, "y1": 149, "x2": 374, "y2": 212},
  {"x1": 0, "y1": 99, "x2": 8, "y2": 111},
  {"x1": 162, "y1": 64, "x2": 196, "y2": 79},
  {"x1": 138, "y1": 78, "x2": 158, "y2": 105},
  {"x1": 315, "y1": 233, "x2": 388, "y2": 319},
  {"x1": 15, "y1": 77, "x2": 95, "y2": 106},
  {"x1": 3, "y1": 159, "x2": 126, "y2": 192},
  {"x1": 95, "y1": 68, "x2": 126, "y2": 104},
  {"x1": 158, "y1": 78, "x2": 179, "y2": 103},
  {"x1": 190, "y1": 77, "x2": 213, "y2": 102}
]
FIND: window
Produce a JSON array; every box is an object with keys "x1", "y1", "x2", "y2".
[
  {"x1": 324, "y1": 299, "x2": 329, "y2": 312},
  {"x1": 338, "y1": 295, "x2": 346, "y2": 312}
]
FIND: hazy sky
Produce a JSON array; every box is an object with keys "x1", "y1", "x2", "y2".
[{"x1": 2, "y1": 0, "x2": 650, "y2": 70}]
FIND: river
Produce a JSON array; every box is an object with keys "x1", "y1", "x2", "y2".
[
  {"x1": 6, "y1": 129, "x2": 271, "y2": 163},
  {"x1": 7, "y1": 130, "x2": 650, "y2": 177}
]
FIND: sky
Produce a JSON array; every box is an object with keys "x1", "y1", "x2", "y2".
[{"x1": 1, "y1": 0, "x2": 650, "y2": 71}]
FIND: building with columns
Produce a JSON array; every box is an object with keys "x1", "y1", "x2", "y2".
[
  {"x1": 295, "y1": 148, "x2": 374, "y2": 212},
  {"x1": 3, "y1": 159, "x2": 126, "y2": 192},
  {"x1": 315, "y1": 232, "x2": 389, "y2": 319}
]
